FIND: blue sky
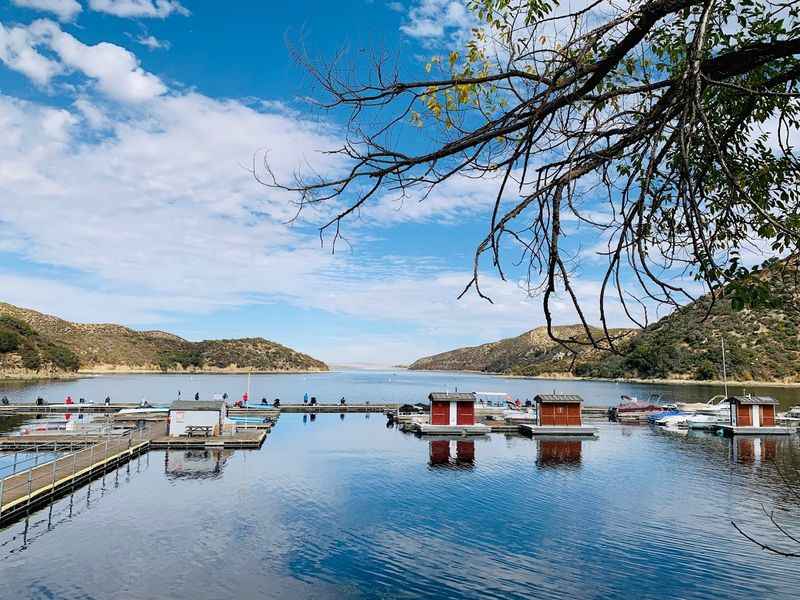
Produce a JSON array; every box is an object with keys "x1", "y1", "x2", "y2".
[{"x1": 0, "y1": 0, "x2": 694, "y2": 365}]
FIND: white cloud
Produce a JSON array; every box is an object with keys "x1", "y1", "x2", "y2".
[
  {"x1": 400, "y1": 0, "x2": 473, "y2": 43},
  {"x1": 10, "y1": 0, "x2": 82, "y2": 22},
  {"x1": 88, "y1": 0, "x2": 189, "y2": 18},
  {"x1": 0, "y1": 21, "x2": 63, "y2": 85},
  {"x1": 136, "y1": 34, "x2": 170, "y2": 50},
  {"x1": 27, "y1": 19, "x2": 167, "y2": 102}
]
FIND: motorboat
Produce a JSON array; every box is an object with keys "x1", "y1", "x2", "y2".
[
  {"x1": 611, "y1": 394, "x2": 670, "y2": 423},
  {"x1": 655, "y1": 412, "x2": 691, "y2": 427},
  {"x1": 676, "y1": 394, "x2": 728, "y2": 413},
  {"x1": 685, "y1": 413, "x2": 727, "y2": 431},
  {"x1": 684, "y1": 396, "x2": 731, "y2": 430}
]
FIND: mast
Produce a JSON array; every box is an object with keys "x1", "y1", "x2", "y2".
[{"x1": 721, "y1": 338, "x2": 729, "y2": 398}]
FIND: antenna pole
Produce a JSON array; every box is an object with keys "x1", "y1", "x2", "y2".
[{"x1": 721, "y1": 338, "x2": 729, "y2": 398}]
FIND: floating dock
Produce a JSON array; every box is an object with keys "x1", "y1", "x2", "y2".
[
  {"x1": 0, "y1": 404, "x2": 138, "y2": 415},
  {"x1": 150, "y1": 430, "x2": 266, "y2": 449},
  {"x1": 0, "y1": 431, "x2": 151, "y2": 527},
  {"x1": 416, "y1": 423, "x2": 491, "y2": 436},
  {"x1": 719, "y1": 425, "x2": 794, "y2": 436},
  {"x1": 520, "y1": 424, "x2": 599, "y2": 437}
]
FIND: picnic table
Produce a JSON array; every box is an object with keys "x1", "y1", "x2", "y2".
[{"x1": 186, "y1": 425, "x2": 213, "y2": 437}]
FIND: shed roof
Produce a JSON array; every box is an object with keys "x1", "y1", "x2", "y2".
[
  {"x1": 728, "y1": 395, "x2": 779, "y2": 405},
  {"x1": 170, "y1": 401, "x2": 226, "y2": 411},
  {"x1": 534, "y1": 394, "x2": 584, "y2": 404},
  {"x1": 428, "y1": 392, "x2": 476, "y2": 402}
]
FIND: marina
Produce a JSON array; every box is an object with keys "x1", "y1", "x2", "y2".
[{"x1": 1, "y1": 371, "x2": 800, "y2": 599}]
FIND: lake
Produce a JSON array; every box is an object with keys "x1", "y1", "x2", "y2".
[
  {"x1": 2, "y1": 369, "x2": 800, "y2": 408},
  {"x1": 1, "y1": 371, "x2": 800, "y2": 599}
]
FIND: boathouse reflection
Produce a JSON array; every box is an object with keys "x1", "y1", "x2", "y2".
[
  {"x1": 428, "y1": 440, "x2": 475, "y2": 468},
  {"x1": 730, "y1": 437, "x2": 779, "y2": 464},
  {"x1": 164, "y1": 449, "x2": 232, "y2": 480},
  {"x1": 536, "y1": 439, "x2": 582, "y2": 469}
]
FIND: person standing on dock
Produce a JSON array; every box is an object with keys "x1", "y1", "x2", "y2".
[
  {"x1": 304, "y1": 392, "x2": 309, "y2": 405},
  {"x1": 104, "y1": 396, "x2": 111, "y2": 406},
  {"x1": 65, "y1": 395, "x2": 74, "y2": 405},
  {"x1": 194, "y1": 392, "x2": 200, "y2": 401}
]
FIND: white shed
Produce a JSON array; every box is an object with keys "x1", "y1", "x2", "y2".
[{"x1": 168, "y1": 401, "x2": 227, "y2": 437}]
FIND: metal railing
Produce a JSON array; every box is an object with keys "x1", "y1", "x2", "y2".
[
  {"x1": 0, "y1": 423, "x2": 160, "y2": 519},
  {"x1": 0, "y1": 448, "x2": 64, "y2": 478}
]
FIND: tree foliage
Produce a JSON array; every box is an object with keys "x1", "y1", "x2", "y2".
[{"x1": 265, "y1": 0, "x2": 800, "y2": 351}]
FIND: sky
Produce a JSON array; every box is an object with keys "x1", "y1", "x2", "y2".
[{"x1": 0, "y1": 0, "x2": 771, "y2": 366}]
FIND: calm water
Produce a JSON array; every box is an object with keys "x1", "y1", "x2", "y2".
[
  {"x1": 1, "y1": 372, "x2": 800, "y2": 599},
  {"x1": 2, "y1": 369, "x2": 800, "y2": 408}
]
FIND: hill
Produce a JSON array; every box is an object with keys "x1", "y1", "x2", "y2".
[
  {"x1": 409, "y1": 325, "x2": 633, "y2": 376},
  {"x1": 0, "y1": 302, "x2": 328, "y2": 379},
  {"x1": 410, "y1": 259, "x2": 800, "y2": 383}
]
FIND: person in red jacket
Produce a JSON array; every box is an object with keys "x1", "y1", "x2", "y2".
[{"x1": 65, "y1": 395, "x2": 74, "y2": 405}]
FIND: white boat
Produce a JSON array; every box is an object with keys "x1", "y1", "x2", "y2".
[
  {"x1": 676, "y1": 394, "x2": 728, "y2": 413},
  {"x1": 117, "y1": 407, "x2": 169, "y2": 415},
  {"x1": 685, "y1": 413, "x2": 728, "y2": 430},
  {"x1": 656, "y1": 413, "x2": 690, "y2": 427}
]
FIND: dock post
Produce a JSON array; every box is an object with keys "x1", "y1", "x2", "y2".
[
  {"x1": 0, "y1": 476, "x2": 4, "y2": 517},
  {"x1": 34, "y1": 443, "x2": 38, "y2": 466},
  {"x1": 51, "y1": 459, "x2": 57, "y2": 497},
  {"x1": 12, "y1": 451, "x2": 17, "y2": 475},
  {"x1": 26, "y1": 469, "x2": 33, "y2": 508}
]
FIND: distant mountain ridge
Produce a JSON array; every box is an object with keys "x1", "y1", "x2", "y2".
[
  {"x1": 410, "y1": 258, "x2": 800, "y2": 383},
  {"x1": 0, "y1": 302, "x2": 328, "y2": 379},
  {"x1": 409, "y1": 325, "x2": 632, "y2": 376}
]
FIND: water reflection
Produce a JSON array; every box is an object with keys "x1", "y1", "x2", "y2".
[
  {"x1": 730, "y1": 437, "x2": 781, "y2": 464},
  {"x1": 0, "y1": 453, "x2": 150, "y2": 559},
  {"x1": 428, "y1": 439, "x2": 475, "y2": 468},
  {"x1": 536, "y1": 439, "x2": 583, "y2": 469},
  {"x1": 164, "y1": 449, "x2": 232, "y2": 480}
]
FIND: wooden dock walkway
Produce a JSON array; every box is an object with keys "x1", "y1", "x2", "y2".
[
  {"x1": 0, "y1": 424, "x2": 159, "y2": 527},
  {"x1": 150, "y1": 430, "x2": 266, "y2": 449}
]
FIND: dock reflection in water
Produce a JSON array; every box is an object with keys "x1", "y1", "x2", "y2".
[
  {"x1": 428, "y1": 439, "x2": 475, "y2": 468},
  {"x1": 730, "y1": 436, "x2": 783, "y2": 464},
  {"x1": 164, "y1": 449, "x2": 233, "y2": 480},
  {"x1": 536, "y1": 439, "x2": 583, "y2": 469}
]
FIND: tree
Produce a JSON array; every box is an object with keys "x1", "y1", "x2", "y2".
[{"x1": 264, "y1": 0, "x2": 800, "y2": 352}]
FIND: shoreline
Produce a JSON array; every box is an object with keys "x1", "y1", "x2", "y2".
[
  {"x1": 0, "y1": 367, "x2": 331, "y2": 382},
  {"x1": 404, "y1": 368, "x2": 800, "y2": 388}
]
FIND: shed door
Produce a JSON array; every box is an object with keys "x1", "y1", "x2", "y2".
[
  {"x1": 736, "y1": 404, "x2": 752, "y2": 426},
  {"x1": 456, "y1": 402, "x2": 474, "y2": 425},
  {"x1": 554, "y1": 404, "x2": 569, "y2": 426},
  {"x1": 567, "y1": 404, "x2": 581, "y2": 426},
  {"x1": 539, "y1": 404, "x2": 555, "y2": 426},
  {"x1": 431, "y1": 401, "x2": 449, "y2": 425},
  {"x1": 761, "y1": 405, "x2": 775, "y2": 426}
]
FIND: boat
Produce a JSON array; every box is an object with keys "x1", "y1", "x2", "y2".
[
  {"x1": 611, "y1": 394, "x2": 669, "y2": 423},
  {"x1": 118, "y1": 407, "x2": 169, "y2": 415},
  {"x1": 647, "y1": 409, "x2": 680, "y2": 424},
  {"x1": 655, "y1": 412, "x2": 690, "y2": 427},
  {"x1": 684, "y1": 396, "x2": 731, "y2": 431},
  {"x1": 685, "y1": 413, "x2": 727, "y2": 431}
]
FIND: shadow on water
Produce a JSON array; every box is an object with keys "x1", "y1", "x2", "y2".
[{"x1": 164, "y1": 449, "x2": 233, "y2": 481}]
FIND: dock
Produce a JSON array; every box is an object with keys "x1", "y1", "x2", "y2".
[
  {"x1": 719, "y1": 425, "x2": 794, "y2": 436},
  {"x1": 0, "y1": 404, "x2": 138, "y2": 415},
  {"x1": 520, "y1": 424, "x2": 599, "y2": 437},
  {"x1": 0, "y1": 426, "x2": 154, "y2": 527},
  {"x1": 150, "y1": 430, "x2": 266, "y2": 449}
]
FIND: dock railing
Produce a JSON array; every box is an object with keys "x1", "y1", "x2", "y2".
[{"x1": 0, "y1": 422, "x2": 158, "y2": 519}]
